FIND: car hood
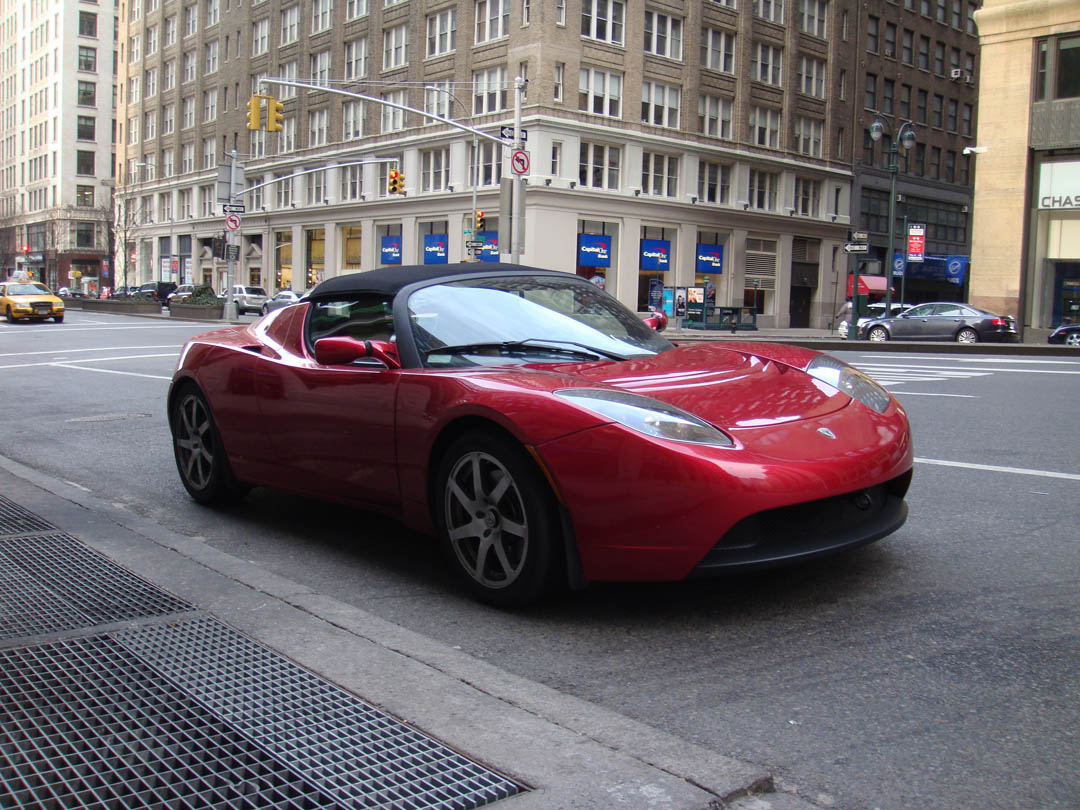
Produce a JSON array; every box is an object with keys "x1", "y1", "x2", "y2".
[
  {"x1": 545, "y1": 343, "x2": 850, "y2": 429},
  {"x1": 7, "y1": 293, "x2": 62, "y2": 304}
]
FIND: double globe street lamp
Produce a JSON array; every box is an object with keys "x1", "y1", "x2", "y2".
[{"x1": 869, "y1": 118, "x2": 917, "y2": 312}]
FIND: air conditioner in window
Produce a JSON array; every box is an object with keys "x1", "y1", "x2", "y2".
[
  {"x1": 884, "y1": 47, "x2": 895, "y2": 58},
  {"x1": 950, "y1": 68, "x2": 963, "y2": 80},
  {"x1": 964, "y1": 71, "x2": 975, "y2": 84}
]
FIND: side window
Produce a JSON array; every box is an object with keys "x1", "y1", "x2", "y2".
[
  {"x1": 906, "y1": 304, "x2": 935, "y2": 317},
  {"x1": 933, "y1": 304, "x2": 963, "y2": 316},
  {"x1": 307, "y1": 294, "x2": 395, "y2": 348}
]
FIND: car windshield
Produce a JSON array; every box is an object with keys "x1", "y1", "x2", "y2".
[
  {"x1": 7, "y1": 283, "x2": 50, "y2": 295},
  {"x1": 408, "y1": 275, "x2": 673, "y2": 368}
]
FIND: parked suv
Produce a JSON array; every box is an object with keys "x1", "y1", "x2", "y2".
[
  {"x1": 230, "y1": 285, "x2": 267, "y2": 315},
  {"x1": 133, "y1": 281, "x2": 178, "y2": 305}
]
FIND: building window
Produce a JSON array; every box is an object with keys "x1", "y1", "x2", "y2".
[
  {"x1": 581, "y1": 0, "x2": 624, "y2": 45},
  {"x1": 427, "y1": 8, "x2": 456, "y2": 57},
  {"x1": 799, "y1": 0, "x2": 827, "y2": 38},
  {"x1": 343, "y1": 100, "x2": 364, "y2": 139},
  {"x1": 252, "y1": 19, "x2": 268, "y2": 55},
  {"x1": 916, "y1": 88, "x2": 928, "y2": 123},
  {"x1": 280, "y1": 6, "x2": 298, "y2": 45},
  {"x1": 203, "y1": 89, "x2": 218, "y2": 122},
  {"x1": 644, "y1": 11, "x2": 682, "y2": 60},
  {"x1": 642, "y1": 152, "x2": 678, "y2": 197},
  {"x1": 77, "y1": 150, "x2": 95, "y2": 175},
  {"x1": 752, "y1": 42, "x2": 783, "y2": 85},
  {"x1": 311, "y1": 0, "x2": 332, "y2": 31},
  {"x1": 698, "y1": 94, "x2": 732, "y2": 139},
  {"x1": 865, "y1": 72, "x2": 877, "y2": 109},
  {"x1": 476, "y1": 0, "x2": 509, "y2": 43},
  {"x1": 918, "y1": 35, "x2": 930, "y2": 70},
  {"x1": 554, "y1": 62, "x2": 564, "y2": 101},
  {"x1": 145, "y1": 112, "x2": 157, "y2": 141},
  {"x1": 551, "y1": 141, "x2": 563, "y2": 176},
  {"x1": 579, "y1": 67, "x2": 622, "y2": 118},
  {"x1": 383, "y1": 25, "x2": 408, "y2": 70},
  {"x1": 341, "y1": 165, "x2": 363, "y2": 200},
  {"x1": 206, "y1": 0, "x2": 219, "y2": 26},
  {"x1": 78, "y1": 81, "x2": 96, "y2": 106},
  {"x1": 748, "y1": 169, "x2": 778, "y2": 211},
  {"x1": 884, "y1": 22, "x2": 896, "y2": 58},
  {"x1": 641, "y1": 81, "x2": 680, "y2": 128},
  {"x1": 883, "y1": 78, "x2": 894, "y2": 113},
  {"x1": 928, "y1": 146, "x2": 941, "y2": 179},
  {"x1": 204, "y1": 40, "x2": 218, "y2": 74},
  {"x1": 77, "y1": 116, "x2": 96, "y2": 140},
  {"x1": 344, "y1": 38, "x2": 367, "y2": 80},
  {"x1": 698, "y1": 161, "x2": 731, "y2": 204},
  {"x1": 961, "y1": 103, "x2": 972, "y2": 136},
  {"x1": 797, "y1": 56, "x2": 826, "y2": 98},
  {"x1": 794, "y1": 177, "x2": 821, "y2": 216},
  {"x1": 179, "y1": 189, "x2": 192, "y2": 218},
  {"x1": 162, "y1": 148, "x2": 175, "y2": 177},
  {"x1": 472, "y1": 141, "x2": 503, "y2": 186},
  {"x1": 901, "y1": 29, "x2": 914, "y2": 65},
  {"x1": 381, "y1": 89, "x2": 406, "y2": 131},
  {"x1": 934, "y1": 41, "x2": 945, "y2": 75},
  {"x1": 76, "y1": 223, "x2": 96, "y2": 248},
  {"x1": 310, "y1": 49, "x2": 331, "y2": 83},
  {"x1": 280, "y1": 61, "x2": 298, "y2": 99},
  {"x1": 78, "y1": 46, "x2": 97, "y2": 71},
  {"x1": 306, "y1": 170, "x2": 327, "y2": 205},
  {"x1": 182, "y1": 143, "x2": 195, "y2": 172},
  {"x1": 79, "y1": 11, "x2": 98, "y2": 37},
  {"x1": 202, "y1": 138, "x2": 217, "y2": 170},
  {"x1": 866, "y1": 15, "x2": 879, "y2": 53},
  {"x1": 701, "y1": 27, "x2": 735, "y2": 74},
  {"x1": 276, "y1": 175, "x2": 294, "y2": 208},
  {"x1": 1036, "y1": 36, "x2": 1080, "y2": 101},
  {"x1": 421, "y1": 148, "x2": 450, "y2": 192},
  {"x1": 749, "y1": 106, "x2": 781, "y2": 148},
  {"x1": 184, "y1": 4, "x2": 197, "y2": 36},
  {"x1": 754, "y1": 0, "x2": 784, "y2": 23},
  {"x1": 308, "y1": 109, "x2": 329, "y2": 147},
  {"x1": 579, "y1": 142, "x2": 621, "y2": 190},
  {"x1": 76, "y1": 186, "x2": 95, "y2": 207},
  {"x1": 347, "y1": 0, "x2": 367, "y2": 18},
  {"x1": 424, "y1": 81, "x2": 452, "y2": 119},
  {"x1": 947, "y1": 98, "x2": 958, "y2": 131},
  {"x1": 795, "y1": 117, "x2": 823, "y2": 157},
  {"x1": 473, "y1": 65, "x2": 508, "y2": 114},
  {"x1": 932, "y1": 93, "x2": 943, "y2": 127},
  {"x1": 165, "y1": 14, "x2": 177, "y2": 45}
]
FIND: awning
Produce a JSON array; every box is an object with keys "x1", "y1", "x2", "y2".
[{"x1": 848, "y1": 274, "x2": 892, "y2": 296}]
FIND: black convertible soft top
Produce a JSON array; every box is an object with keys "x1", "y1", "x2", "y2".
[{"x1": 307, "y1": 263, "x2": 571, "y2": 299}]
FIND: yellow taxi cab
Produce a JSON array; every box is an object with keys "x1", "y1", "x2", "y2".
[{"x1": 0, "y1": 281, "x2": 66, "y2": 323}]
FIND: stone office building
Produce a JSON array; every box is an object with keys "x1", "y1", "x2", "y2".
[{"x1": 113, "y1": 0, "x2": 979, "y2": 327}]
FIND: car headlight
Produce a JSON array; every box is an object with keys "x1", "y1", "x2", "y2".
[
  {"x1": 554, "y1": 388, "x2": 734, "y2": 447},
  {"x1": 806, "y1": 355, "x2": 892, "y2": 414}
]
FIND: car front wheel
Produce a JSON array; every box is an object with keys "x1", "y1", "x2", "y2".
[
  {"x1": 171, "y1": 385, "x2": 245, "y2": 505},
  {"x1": 435, "y1": 430, "x2": 563, "y2": 607},
  {"x1": 868, "y1": 326, "x2": 889, "y2": 342},
  {"x1": 956, "y1": 327, "x2": 978, "y2": 344},
  {"x1": 1065, "y1": 332, "x2": 1080, "y2": 347}
]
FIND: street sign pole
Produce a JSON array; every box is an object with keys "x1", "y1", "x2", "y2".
[
  {"x1": 510, "y1": 76, "x2": 526, "y2": 265},
  {"x1": 849, "y1": 248, "x2": 860, "y2": 341}
]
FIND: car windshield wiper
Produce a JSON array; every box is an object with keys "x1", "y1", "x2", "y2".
[{"x1": 425, "y1": 338, "x2": 625, "y2": 361}]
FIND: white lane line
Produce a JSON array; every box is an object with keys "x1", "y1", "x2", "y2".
[
  {"x1": 0, "y1": 345, "x2": 182, "y2": 358},
  {"x1": 915, "y1": 457, "x2": 1080, "y2": 481},
  {"x1": 50, "y1": 363, "x2": 173, "y2": 381},
  {"x1": 892, "y1": 391, "x2": 976, "y2": 398},
  {"x1": 859, "y1": 355, "x2": 1080, "y2": 366},
  {"x1": 858, "y1": 363, "x2": 1080, "y2": 375},
  {"x1": 0, "y1": 324, "x2": 217, "y2": 336},
  {"x1": 0, "y1": 352, "x2": 178, "y2": 370}
]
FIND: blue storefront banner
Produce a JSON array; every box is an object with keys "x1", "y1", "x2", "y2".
[
  {"x1": 381, "y1": 235, "x2": 402, "y2": 265},
  {"x1": 640, "y1": 239, "x2": 670, "y2": 270},
  {"x1": 578, "y1": 234, "x2": 612, "y2": 267},
  {"x1": 423, "y1": 233, "x2": 448, "y2": 264},
  {"x1": 892, "y1": 252, "x2": 907, "y2": 278},
  {"x1": 898, "y1": 254, "x2": 969, "y2": 285},
  {"x1": 696, "y1": 243, "x2": 724, "y2": 274},
  {"x1": 477, "y1": 231, "x2": 500, "y2": 262}
]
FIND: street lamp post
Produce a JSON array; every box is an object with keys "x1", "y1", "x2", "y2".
[{"x1": 869, "y1": 119, "x2": 916, "y2": 312}]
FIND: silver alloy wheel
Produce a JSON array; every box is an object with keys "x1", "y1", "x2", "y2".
[
  {"x1": 444, "y1": 451, "x2": 529, "y2": 591},
  {"x1": 1066, "y1": 332, "x2": 1080, "y2": 347},
  {"x1": 868, "y1": 326, "x2": 889, "y2": 342},
  {"x1": 175, "y1": 392, "x2": 215, "y2": 491},
  {"x1": 957, "y1": 328, "x2": 978, "y2": 344}
]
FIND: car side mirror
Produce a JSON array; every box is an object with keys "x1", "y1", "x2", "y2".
[{"x1": 313, "y1": 337, "x2": 401, "y2": 369}]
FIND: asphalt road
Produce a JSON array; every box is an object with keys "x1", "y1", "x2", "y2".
[{"x1": 2, "y1": 310, "x2": 1077, "y2": 810}]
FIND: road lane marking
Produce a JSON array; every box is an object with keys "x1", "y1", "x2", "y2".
[
  {"x1": 0, "y1": 352, "x2": 178, "y2": 370},
  {"x1": 915, "y1": 457, "x2": 1080, "y2": 481},
  {"x1": 892, "y1": 391, "x2": 976, "y2": 397},
  {"x1": 858, "y1": 355, "x2": 1080, "y2": 366},
  {"x1": 49, "y1": 363, "x2": 173, "y2": 381},
  {"x1": 0, "y1": 345, "x2": 182, "y2": 358}
]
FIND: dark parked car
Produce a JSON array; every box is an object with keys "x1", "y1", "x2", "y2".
[
  {"x1": 1048, "y1": 323, "x2": 1080, "y2": 347},
  {"x1": 860, "y1": 302, "x2": 1018, "y2": 343},
  {"x1": 134, "y1": 281, "x2": 178, "y2": 304}
]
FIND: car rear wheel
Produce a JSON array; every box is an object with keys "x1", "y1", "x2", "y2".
[
  {"x1": 868, "y1": 326, "x2": 889, "y2": 342},
  {"x1": 956, "y1": 328, "x2": 978, "y2": 344},
  {"x1": 435, "y1": 430, "x2": 563, "y2": 607},
  {"x1": 171, "y1": 386, "x2": 245, "y2": 505},
  {"x1": 5, "y1": 307, "x2": 15, "y2": 323},
  {"x1": 1065, "y1": 332, "x2": 1080, "y2": 347}
]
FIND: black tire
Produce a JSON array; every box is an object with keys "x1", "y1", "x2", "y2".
[
  {"x1": 261, "y1": 304, "x2": 268, "y2": 315},
  {"x1": 53, "y1": 315, "x2": 64, "y2": 323},
  {"x1": 170, "y1": 385, "x2": 246, "y2": 505},
  {"x1": 868, "y1": 326, "x2": 889, "y2": 342},
  {"x1": 5, "y1": 307, "x2": 15, "y2": 323},
  {"x1": 956, "y1": 327, "x2": 978, "y2": 344},
  {"x1": 434, "y1": 430, "x2": 563, "y2": 607}
]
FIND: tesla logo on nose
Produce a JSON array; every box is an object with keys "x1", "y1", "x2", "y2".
[{"x1": 817, "y1": 428, "x2": 837, "y2": 439}]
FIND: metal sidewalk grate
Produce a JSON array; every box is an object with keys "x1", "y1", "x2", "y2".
[
  {"x1": 0, "y1": 534, "x2": 191, "y2": 638},
  {"x1": 0, "y1": 494, "x2": 54, "y2": 536},
  {"x1": 0, "y1": 558, "x2": 95, "y2": 640},
  {"x1": 119, "y1": 617, "x2": 523, "y2": 809},
  {"x1": 0, "y1": 634, "x2": 339, "y2": 810}
]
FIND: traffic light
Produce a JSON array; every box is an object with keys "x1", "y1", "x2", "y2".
[
  {"x1": 245, "y1": 95, "x2": 262, "y2": 130},
  {"x1": 387, "y1": 169, "x2": 404, "y2": 195},
  {"x1": 266, "y1": 97, "x2": 284, "y2": 132},
  {"x1": 475, "y1": 210, "x2": 486, "y2": 231}
]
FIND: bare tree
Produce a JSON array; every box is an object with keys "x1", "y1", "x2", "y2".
[{"x1": 111, "y1": 194, "x2": 144, "y2": 290}]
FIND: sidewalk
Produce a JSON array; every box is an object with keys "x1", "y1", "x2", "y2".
[{"x1": 0, "y1": 454, "x2": 826, "y2": 810}]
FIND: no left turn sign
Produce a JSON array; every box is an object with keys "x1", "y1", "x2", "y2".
[
  {"x1": 225, "y1": 213, "x2": 242, "y2": 231},
  {"x1": 511, "y1": 150, "x2": 530, "y2": 176}
]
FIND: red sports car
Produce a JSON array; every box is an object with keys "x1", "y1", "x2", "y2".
[{"x1": 169, "y1": 264, "x2": 913, "y2": 606}]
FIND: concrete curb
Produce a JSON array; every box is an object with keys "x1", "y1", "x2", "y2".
[{"x1": 0, "y1": 453, "x2": 774, "y2": 809}]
